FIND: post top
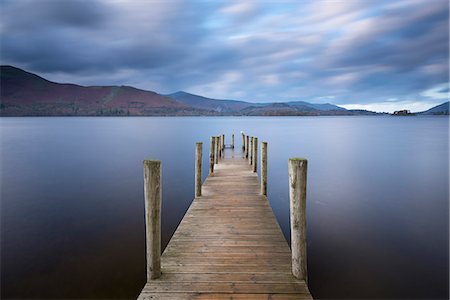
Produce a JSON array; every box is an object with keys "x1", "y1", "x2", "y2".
[
  {"x1": 143, "y1": 159, "x2": 161, "y2": 165},
  {"x1": 196, "y1": 142, "x2": 203, "y2": 145},
  {"x1": 289, "y1": 157, "x2": 308, "y2": 162}
]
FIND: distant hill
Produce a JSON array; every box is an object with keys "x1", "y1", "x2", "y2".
[
  {"x1": 1, "y1": 65, "x2": 379, "y2": 116},
  {"x1": 286, "y1": 100, "x2": 346, "y2": 111},
  {"x1": 238, "y1": 103, "x2": 377, "y2": 116},
  {"x1": 419, "y1": 102, "x2": 449, "y2": 115},
  {"x1": 165, "y1": 91, "x2": 365, "y2": 115},
  {"x1": 166, "y1": 91, "x2": 253, "y2": 113},
  {"x1": 0, "y1": 66, "x2": 205, "y2": 116}
]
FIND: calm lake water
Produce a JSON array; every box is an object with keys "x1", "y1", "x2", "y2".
[{"x1": 1, "y1": 116, "x2": 448, "y2": 299}]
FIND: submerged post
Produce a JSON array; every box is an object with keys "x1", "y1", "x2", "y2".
[
  {"x1": 288, "y1": 158, "x2": 308, "y2": 282},
  {"x1": 241, "y1": 132, "x2": 245, "y2": 151},
  {"x1": 215, "y1": 136, "x2": 219, "y2": 163},
  {"x1": 195, "y1": 142, "x2": 202, "y2": 197},
  {"x1": 253, "y1": 137, "x2": 258, "y2": 172},
  {"x1": 245, "y1": 135, "x2": 249, "y2": 158},
  {"x1": 143, "y1": 159, "x2": 161, "y2": 280},
  {"x1": 209, "y1": 137, "x2": 214, "y2": 174},
  {"x1": 261, "y1": 142, "x2": 268, "y2": 195},
  {"x1": 232, "y1": 134, "x2": 234, "y2": 149}
]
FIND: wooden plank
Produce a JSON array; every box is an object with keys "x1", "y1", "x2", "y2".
[
  {"x1": 141, "y1": 282, "x2": 308, "y2": 293},
  {"x1": 163, "y1": 245, "x2": 291, "y2": 254},
  {"x1": 138, "y1": 293, "x2": 312, "y2": 300},
  {"x1": 162, "y1": 252, "x2": 291, "y2": 259},
  {"x1": 155, "y1": 272, "x2": 298, "y2": 282},
  {"x1": 160, "y1": 265, "x2": 292, "y2": 273}
]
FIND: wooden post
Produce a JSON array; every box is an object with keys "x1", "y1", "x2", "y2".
[
  {"x1": 143, "y1": 159, "x2": 161, "y2": 280},
  {"x1": 261, "y1": 142, "x2": 267, "y2": 195},
  {"x1": 222, "y1": 134, "x2": 225, "y2": 150},
  {"x1": 209, "y1": 137, "x2": 214, "y2": 174},
  {"x1": 242, "y1": 132, "x2": 245, "y2": 151},
  {"x1": 249, "y1": 137, "x2": 253, "y2": 165},
  {"x1": 232, "y1": 134, "x2": 234, "y2": 149},
  {"x1": 245, "y1": 135, "x2": 249, "y2": 158},
  {"x1": 195, "y1": 142, "x2": 202, "y2": 197},
  {"x1": 217, "y1": 136, "x2": 220, "y2": 158},
  {"x1": 253, "y1": 137, "x2": 258, "y2": 172},
  {"x1": 215, "y1": 136, "x2": 219, "y2": 164},
  {"x1": 288, "y1": 158, "x2": 308, "y2": 282}
]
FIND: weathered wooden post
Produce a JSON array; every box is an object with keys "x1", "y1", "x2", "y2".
[
  {"x1": 232, "y1": 134, "x2": 234, "y2": 149},
  {"x1": 261, "y1": 142, "x2": 267, "y2": 195},
  {"x1": 241, "y1": 132, "x2": 245, "y2": 151},
  {"x1": 222, "y1": 134, "x2": 225, "y2": 150},
  {"x1": 288, "y1": 158, "x2": 308, "y2": 282},
  {"x1": 249, "y1": 137, "x2": 253, "y2": 165},
  {"x1": 195, "y1": 142, "x2": 202, "y2": 197},
  {"x1": 245, "y1": 135, "x2": 249, "y2": 158},
  {"x1": 215, "y1": 136, "x2": 219, "y2": 163},
  {"x1": 253, "y1": 137, "x2": 258, "y2": 172},
  {"x1": 209, "y1": 137, "x2": 214, "y2": 174},
  {"x1": 143, "y1": 159, "x2": 161, "y2": 280}
]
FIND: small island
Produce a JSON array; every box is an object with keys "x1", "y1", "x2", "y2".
[{"x1": 392, "y1": 110, "x2": 415, "y2": 116}]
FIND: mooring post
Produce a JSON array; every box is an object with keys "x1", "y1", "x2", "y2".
[
  {"x1": 209, "y1": 137, "x2": 214, "y2": 174},
  {"x1": 195, "y1": 142, "x2": 202, "y2": 197},
  {"x1": 245, "y1": 135, "x2": 249, "y2": 158},
  {"x1": 253, "y1": 137, "x2": 258, "y2": 172},
  {"x1": 249, "y1": 137, "x2": 253, "y2": 165},
  {"x1": 261, "y1": 142, "x2": 268, "y2": 195},
  {"x1": 143, "y1": 159, "x2": 162, "y2": 280},
  {"x1": 215, "y1": 136, "x2": 219, "y2": 162},
  {"x1": 232, "y1": 134, "x2": 234, "y2": 149},
  {"x1": 242, "y1": 132, "x2": 245, "y2": 151},
  {"x1": 222, "y1": 134, "x2": 225, "y2": 150},
  {"x1": 288, "y1": 158, "x2": 308, "y2": 282}
]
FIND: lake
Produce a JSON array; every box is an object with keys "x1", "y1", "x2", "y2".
[{"x1": 1, "y1": 116, "x2": 448, "y2": 299}]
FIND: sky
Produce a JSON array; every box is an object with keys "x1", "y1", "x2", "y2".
[{"x1": 0, "y1": 0, "x2": 448, "y2": 113}]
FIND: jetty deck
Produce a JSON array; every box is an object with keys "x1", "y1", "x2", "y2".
[{"x1": 137, "y1": 139, "x2": 312, "y2": 299}]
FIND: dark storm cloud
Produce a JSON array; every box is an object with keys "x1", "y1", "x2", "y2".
[
  {"x1": 1, "y1": 0, "x2": 212, "y2": 73},
  {"x1": 1, "y1": 0, "x2": 448, "y2": 112},
  {"x1": 1, "y1": 0, "x2": 106, "y2": 30}
]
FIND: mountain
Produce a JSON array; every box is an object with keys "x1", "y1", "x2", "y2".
[
  {"x1": 165, "y1": 91, "x2": 254, "y2": 112},
  {"x1": 165, "y1": 91, "x2": 349, "y2": 115},
  {"x1": 239, "y1": 103, "x2": 376, "y2": 116},
  {"x1": 419, "y1": 102, "x2": 449, "y2": 115},
  {"x1": 0, "y1": 66, "x2": 205, "y2": 116},
  {"x1": 286, "y1": 101, "x2": 346, "y2": 111},
  {"x1": 240, "y1": 102, "x2": 317, "y2": 116},
  {"x1": 1, "y1": 65, "x2": 378, "y2": 116}
]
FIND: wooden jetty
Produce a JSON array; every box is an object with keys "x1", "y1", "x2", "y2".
[{"x1": 138, "y1": 133, "x2": 311, "y2": 299}]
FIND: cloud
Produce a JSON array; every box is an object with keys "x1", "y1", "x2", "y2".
[
  {"x1": 421, "y1": 83, "x2": 449, "y2": 100},
  {"x1": 0, "y1": 0, "x2": 448, "y2": 112}
]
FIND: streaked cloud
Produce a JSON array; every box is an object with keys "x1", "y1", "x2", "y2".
[{"x1": 0, "y1": 0, "x2": 448, "y2": 112}]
